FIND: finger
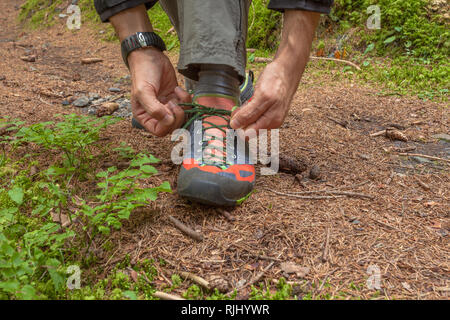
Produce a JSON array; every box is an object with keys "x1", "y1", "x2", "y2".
[
  {"x1": 230, "y1": 90, "x2": 271, "y2": 129},
  {"x1": 174, "y1": 86, "x2": 192, "y2": 104},
  {"x1": 132, "y1": 98, "x2": 173, "y2": 137},
  {"x1": 242, "y1": 106, "x2": 286, "y2": 133},
  {"x1": 167, "y1": 100, "x2": 186, "y2": 131},
  {"x1": 136, "y1": 84, "x2": 175, "y2": 127}
]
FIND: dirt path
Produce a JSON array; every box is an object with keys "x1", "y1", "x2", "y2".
[{"x1": 1, "y1": 0, "x2": 448, "y2": 299}]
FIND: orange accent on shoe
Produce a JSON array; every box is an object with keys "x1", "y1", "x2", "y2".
[{"x1": 182, "y1": 158, "x2": 255, "y2": 183}]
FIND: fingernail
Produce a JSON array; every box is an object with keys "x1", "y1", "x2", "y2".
[
  {"x1": 168, "y1": 101, "x2": 177, "y2": 111},
  {"x1": 161, "y1": 113, "x2": 174, "y2": 126},
  {"x1": 230, "y1": 119, "x2": 241, "y2": 129}
]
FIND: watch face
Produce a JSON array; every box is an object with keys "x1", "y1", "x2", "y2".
[{"x1": 137, "y1": 32, "x2": 147, "y2": 47}]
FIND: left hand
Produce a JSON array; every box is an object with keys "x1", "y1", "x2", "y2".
[{"x1": 230, "y1": 60, "x2": 299, "y2": 132}]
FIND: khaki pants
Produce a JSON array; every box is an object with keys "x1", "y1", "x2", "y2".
[{"x1": 158, "y1": 0, "x2": 251, "y2": 85}]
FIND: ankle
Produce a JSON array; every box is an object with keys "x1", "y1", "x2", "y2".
[
  {"x1": 194, "y1": 64, "x2": 240, "y2": 105},
  {"x1": 194, "y1": 94, "x2": 237, "y2": 110}
]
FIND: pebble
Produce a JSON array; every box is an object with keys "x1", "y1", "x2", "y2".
[
  {"x1": 108, "y1": 87, "x2": 121, "y2": 93},
  {"x1": 61, "y1": 100, "x2": 70, "y2": 106},
  {"x1": 432, "y1": 133, "x2": 450, "y2": 143},
  {"x1": 88, "y1": 92, "x2": 100, "y2": 101},
  {"x1": 411, "y1": 156, "x2": 432, "y2": 164},
  {"x1": 82, "y1": 106, "x2": 97, "y2": 116},
  {"x1": 309, "y1": 165, "x2": 321, "y2": 180},
  {"x1": 72, "y1": 96, "x2": 90, "y2": 107}
]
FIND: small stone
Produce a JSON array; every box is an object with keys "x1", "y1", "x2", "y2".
[
  {"x1": 432, "y1": 133, "x2": 450, "y2": 143},
  {"x1": 108, "y1": 87, "x2": 121, "y2": 93},
  {"x1": 83, "y1": 106, "x2": 97, "y2": 115},
  {"x1": 309, "y1": 165, "x2": 321, "y2": 180},
  {"x1": 20, "y1": 55, "x2": 36, "y2": 62},
  {"x1": 72, "y1": 96, "x2": 90, "y2": 107},
  {"x1": 99, "y1": 30, "x2": 105, "y2": 34},
  {"x1": 351, "y1": 219, "x2": 361, "y2": 225},
  {"x1": 358, "y1": 153, "x2": 370, "y2": 160},
  {"x1": 61, "y1": 100, "x2": 70, "y2": 106},
  {"x1": 88, "y1": 92, "x2": 100, "y2": 101},
  {"x1": 58, "y1": 14, "x2": 67, "y2": 18},
  {"x1": 411, "y1": 156, "x2": 432, "y2": 164},
  {"x1": 0, "y1": 75, "x2": 5, "y2": 81}
]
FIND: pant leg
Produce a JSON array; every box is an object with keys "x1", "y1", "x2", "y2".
[{"x1": 158, "y1": 0, "x2": 251, "y2": 84}]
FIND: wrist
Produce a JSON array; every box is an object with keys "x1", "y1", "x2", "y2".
[
  {"x1": 110, "y1": 5, "x2": 153, "y2": 41},
  {"x1": 128, "y1": 46, "x2": 163, "y2": 71}
]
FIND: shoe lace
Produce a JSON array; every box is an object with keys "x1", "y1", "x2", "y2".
[{"x1": 179, "y1": 102, "x2": 233, "y2": 167}]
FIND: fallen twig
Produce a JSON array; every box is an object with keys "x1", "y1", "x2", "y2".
[
  {"x1": 327, "y1": 116, "x2": 348, "y2": 128},
  {"x1": 321, "y1": 227, "x2": 331, "y2": 263},
  {"x1": 81, "y1": 57, "x2": 103, "y2": 64},
  {"x1": 251, "y1": 56, "x2": 361, "y2": 70},
  {"x1": 266, "y1": 189, "x2": 344, "y2": 200},
  {"x1": 217, "y1": 208, "x2": 235, "y2": 222},
  {"x1": 180, "y1": 271, "x2": 210, "y2": 290},
  {"x1": 153, "y1": 291, "x2": 185, "y2": 300},
  {"x1": 167, "y1": 215, "x2": 203, "y2": 241},
  {"x1": 267, "y1": 188, "x2": 373, "y2": 200},
  {"x1": 90, "y1": 94, "x2": 124, "y2": 107},
  {"x1": 309, "y1": 56, "x2": 361, "y2": 70},
  {"x1": 370, "y1": 129, "x2": 387, "y2": 137},
  {"x1": 416, "y1": 179, "x2": 431, "y2": 191},
  {"x1": 226, "y1": 261, "x2": 276, "y2": 296},
  {"x1": 396, "y1": 153, "x2": 449, "y2": 164}
]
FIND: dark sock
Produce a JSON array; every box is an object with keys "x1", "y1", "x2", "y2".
[{"x1": 194, "y1": 64, "x2": 240, "y2": 105}]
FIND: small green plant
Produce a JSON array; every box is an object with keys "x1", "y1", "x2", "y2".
[
  {"x1": 0, "y1": 115, "x2": 171, "y2": 299},
  {"x1": 13, "y1": 114, "x2": 118, "y2": 178},
  {"x1": 77, "y1": 152, "x2": 171, "y2": 248}
]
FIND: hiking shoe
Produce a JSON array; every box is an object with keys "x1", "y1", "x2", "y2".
[
  {"x1": 176, "y1": 94, "x2": 255, "y2": 206},
  {"x1": 131, "y1": 71, "x2": 254, "y2": 130}
]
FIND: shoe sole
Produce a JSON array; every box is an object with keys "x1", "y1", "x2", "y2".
[{"x1": 177, "y1": 167, "x2": 253, "y2": 207}]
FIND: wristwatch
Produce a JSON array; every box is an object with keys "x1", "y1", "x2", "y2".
[{"x1": 121, "y1": 32, "x2": 167, "y2": 69}]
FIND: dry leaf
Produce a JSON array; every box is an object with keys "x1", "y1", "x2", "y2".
[
  {"x1": 280, "y1": 262, "x2": 310, "y2": 278},
  {"x1": 51, "y1": 211, "x2": 71, "y2": 227},
  {"x1": 97, "y1": 102, "x2": 119, "y2": 117}
]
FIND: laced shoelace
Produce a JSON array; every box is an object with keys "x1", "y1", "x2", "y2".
[{"x1": 179, "y1": 102, "x2": 234, "y2": 167}]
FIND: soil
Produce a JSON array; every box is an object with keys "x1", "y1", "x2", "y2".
[{"x1": 1, "y1": 1, "x2": 448, "y2": 299}]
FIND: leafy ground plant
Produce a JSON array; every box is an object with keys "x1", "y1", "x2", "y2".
[{"x1": 0, "y1": 115, "x2": 171, "y2": 299}]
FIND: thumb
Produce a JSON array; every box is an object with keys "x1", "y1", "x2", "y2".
[
  {"x1": 137, "y1": 85, "x2": 175, "y2": 127},
  {"x1": 174, "y1": 86, "x2": 192, "y2": 104}
]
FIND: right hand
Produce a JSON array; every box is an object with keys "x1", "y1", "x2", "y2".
[{"x1": 128, "y1": 47, "x2": 191, "y2": 136}]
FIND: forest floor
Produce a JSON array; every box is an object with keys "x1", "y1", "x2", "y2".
[{"x1": 0, "y1": 0, "x2": 448, "y2": 299}]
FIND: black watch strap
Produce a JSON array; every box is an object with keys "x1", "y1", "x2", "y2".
[{"x1": 121, "y1": 32, "x2": 167, "y2": 69}]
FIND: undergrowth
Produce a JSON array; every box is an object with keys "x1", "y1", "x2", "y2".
[{"x1": 0, "y1": 115, "x2": 171, "y2": 299}]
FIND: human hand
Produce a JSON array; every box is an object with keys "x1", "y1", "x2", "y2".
[
  {"x1": 230, "y1": 60, "x2": 299, "y2": 132},
  {"x1": 230, "y1": 9, "x2": 319, "y2": 133},
  {"x1": 129, "y1": 47, "x2": 191, "y2": 136}
]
